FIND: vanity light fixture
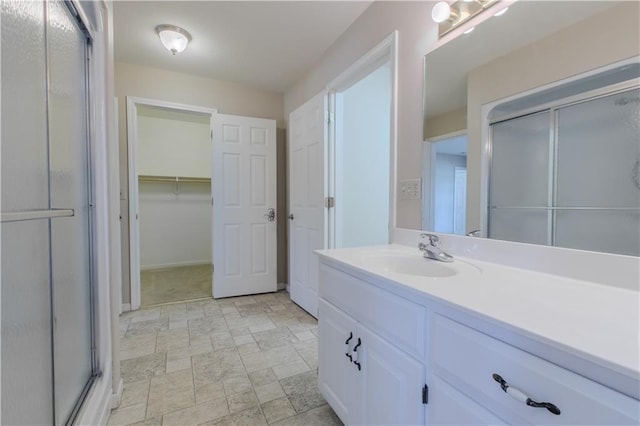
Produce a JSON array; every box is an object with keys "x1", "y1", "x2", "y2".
[
  {"x1": 155, "y1": 24, "x2": 192, "y2": 55},
  {"x1": 431, "y1": 0, "x2": 499, "y2": 38},
  {"x1": 494, "y1": 7, "x2": 508, "y2": 16}
]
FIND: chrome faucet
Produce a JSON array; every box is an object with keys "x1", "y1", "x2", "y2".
[{"x1": 418, "y1": 233, "x2": 454, "y2": 262}]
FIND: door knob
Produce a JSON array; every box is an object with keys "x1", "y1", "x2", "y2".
[
  {"x1": 264, "y1": 208, "x2": 276, "y2": 222},
  {"x1": 288, "y1": 214, "x2": 294, "y2": 220}
]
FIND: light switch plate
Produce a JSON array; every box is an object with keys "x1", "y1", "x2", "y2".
[{"x1": 399, "y1": 179, "x2": 421, "y2": 200}]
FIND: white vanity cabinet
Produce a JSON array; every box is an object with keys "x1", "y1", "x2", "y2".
[
  {"x1": 318, "y1": 265, "x2": 427, "y2": 425},
  {"x1": 428, "y1": 314, "x2": 640, "y2": 425},
  {"x1": 316, "y1": 253, "x2": 640, "y2": 426}
]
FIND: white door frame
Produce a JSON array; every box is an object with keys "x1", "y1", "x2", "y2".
[
  {"x1": 326, "y1": 31, "x2": 398, "y2": 247},
  {"x1": 126, "y1": 96, "x2": 217, "y2": 310}
]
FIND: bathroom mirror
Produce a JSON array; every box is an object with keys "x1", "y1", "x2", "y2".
[{"x1": 422, "y1": 0, "x2": 640, "y2": 256}]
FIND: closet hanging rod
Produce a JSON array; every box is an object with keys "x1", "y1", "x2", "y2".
[{"x1": 138, "y1": 175, "x2": 211, "y2": 184}]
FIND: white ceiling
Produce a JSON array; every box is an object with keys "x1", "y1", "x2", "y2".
[{"x1": 113, "y1": 1, "x2": 372, "y2": 93}]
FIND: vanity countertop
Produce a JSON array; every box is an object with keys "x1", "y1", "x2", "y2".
[{"x1": 316, "y1": 244, "x2": 640, "y2": 393}]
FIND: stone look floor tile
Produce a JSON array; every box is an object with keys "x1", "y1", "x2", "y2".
[
  {"x1": 126, "y1": 317, "x2": 169, "y2": 337},
  {"x1": 254, "y1": 381, "x2": 286, "y2": 404},
  {"x1": 272, "y1": 359, "x2": 310, "y2": 380},
  {"x1": 195, "y1": 382, "x2": 226, "y2": 404},
  {"x1": 111, "y1": 291, "x2": 343, "y2": 426},
  {"x1": 119, "y1": 380, "x2": 150, "y2": 408},
  {"x1": 202, "y1": 405, "x2": 267, "y2": 426},
  {"x1": 166, "y1": 357, "x2": 192, "y2": 373},
  {"x1": 166, "y1": 342, "x2": 213, "y2": 362},
  {"x1": 120, "y1": 333, "x2": 157, "y2": 361},
  {"x1": 120, "y1": 352, "x2": 166, "y2": 384},
  {"x1": 279, "y1": 371, "x2": 326, "y2": 414},
  {"x1": 222, "y1": 375, "x2": 253, "y2": 395},
  {"x1": 128, "y1": 416, "x2": 162, "y2": 426},
  {"x1": 146, "y1": 369, "x2": 195, "y2": 418},
  {"x1": 260, "y1": 397, "x2": 297, "y2": 424},
  {"x1": 161, "y1": 396, "x2": 229, "y2": 426},
  {"x1": 248, "y1": 368, "x2": 277, "y2": 387},
  {"x1": 226, "y1": 390, "x2": 259, "y2": 413},
  {"x1": 270, "y1": 404, "x2": 342, "y2": 426},
  {"x1": 107, "y1": 402, "x2": 147, "y2": 426}
]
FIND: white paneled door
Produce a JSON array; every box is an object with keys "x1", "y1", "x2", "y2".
[
  {"x1": 213, "y1": 114, "x2": 277, "y2": 298},
  {"x1": 288, "y1": 92, "x2": 328, "y2": 317}
]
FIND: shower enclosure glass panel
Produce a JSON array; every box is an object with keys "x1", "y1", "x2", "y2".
[
  {"x1": 489, "y1": 84, "x2": 640, "y2": 256},
  {"x1": 1, "y1": 0, "x2": 96, "y2": 423},
  {"x1": 556, "y1": 88, "x2": 640, "y2": 208},
  {"x1": 489, "y1": 112, "x2": 551, "y2": 242},
  {"x1": 48, "y1": 1, "x2": 94, "y2": 422},
  {"x1": 1, "y1": 1, "x2": 54, "y2": 424},
  {"x1": 554, "y1": 87, "x2": 640, "y2": 256}
]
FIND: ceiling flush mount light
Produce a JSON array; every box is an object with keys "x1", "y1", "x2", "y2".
[
  {"x1": 431, "y1": 0, "x2": 499, "y2": 38},
  {"x1": 155, "y1": 24, "x2": 192, "y2": 55}
]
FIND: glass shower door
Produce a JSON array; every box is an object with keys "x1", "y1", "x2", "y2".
[
  {"x1": 489, "y1": 111, "x2": 552, "y2": 244},
  {"x1": 555, "y1": 88, "x2": 640, "y2": 256},
  {"x1": 1, "y1": 1, "x2": 55, "y2": 424},
  {"x1": 1, "y1": 0, "x2": 96, "y2": 424},
  {"x1": 47, "y1": 1, "x2": 95, "y2": 423}
]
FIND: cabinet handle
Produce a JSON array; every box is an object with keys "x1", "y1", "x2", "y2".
[
  {"x1": 345, "y1": 332, "x2": 353, "y2": 362},
  {"x1": 345, "y1": 332, "x2": 353, "y2": 345},
  {"x1": 492, "y1": 374, "x2": 561, "y2": 415},
  {"x1": 353, "y1": 338, "x2": 362, "y2": 371}
]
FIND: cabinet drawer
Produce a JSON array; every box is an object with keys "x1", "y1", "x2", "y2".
[
  {"x1": 430, "y1": 314, "x2": 639, "y2": 425},
  {"x1": 320, "y1": 264, "x2": 426, "y2": 358}
]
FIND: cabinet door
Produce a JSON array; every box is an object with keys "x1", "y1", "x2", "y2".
[
  {"x1": 355, "y1": 323, "x2": 426, "y2": 426},
  {"x1": 318, "y1": 299, "x2": 357, "y2": 424},
  {"x1": 427, "y1": 375, "x2": 507, "y2": 425}
]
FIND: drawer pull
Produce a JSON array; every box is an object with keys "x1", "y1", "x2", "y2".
[
  {"x1": 345, "y1": 332, "x2": 353, "y2": 362},
  {"x1": 353, "y1": 338, "x2": 362, "y2": 371},
  {"x1": 492, "y1": 373, "x2": 561, "y2": 416}
]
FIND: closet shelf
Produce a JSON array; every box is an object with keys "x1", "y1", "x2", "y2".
[{"x1": 138, "y1": 175, "x2": 211, "y2": 184}]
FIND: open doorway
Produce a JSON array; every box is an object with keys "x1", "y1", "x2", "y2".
[
  {"x1": 333, "y1": 62, "x2": 392, "y2": 248},
  {"x1": 423, "y1": 131, "x2": 468, "y2": 234},
  {"x1": 126, "y1": 97, "x2": 217, "y2": 309},
  {"x1": 327, "y1": 32, "x2": 397, "y2": 250}
]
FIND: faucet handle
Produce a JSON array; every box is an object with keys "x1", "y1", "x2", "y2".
[{"x1": 420, "y1": 233, "x2": 439, "y2": 246}]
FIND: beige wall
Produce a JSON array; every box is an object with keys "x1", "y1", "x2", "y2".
[
  {"x1": 424, "y1": 106, "x2": 467, "y2": 140},
  {"x1": 284, "y1": 1, "x2": 438, "y2": 230},
  {"x1": 465, "y1": 2, "x2": 640, "y2": 232},
  {"x1": 115, "y1": 62, "x2": 286, "y2": 304}
]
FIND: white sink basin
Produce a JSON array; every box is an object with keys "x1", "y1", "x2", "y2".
[{"x1": 361, "y1": 254, "x2": 461, "y2": 278}]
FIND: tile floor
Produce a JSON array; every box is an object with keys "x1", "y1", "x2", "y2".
[
  {"x1": 141, "y1": 264, "x2": 212, "y2": 306},
  {"x1": 111, "y1": 291, "x2": 342, "y2": 426}
]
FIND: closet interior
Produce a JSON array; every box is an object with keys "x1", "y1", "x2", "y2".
[{"x1": 135, "y1": 105, "x2": 213, "y2": 305}]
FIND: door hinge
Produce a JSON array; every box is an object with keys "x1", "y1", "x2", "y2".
[
  {"x1": 326, "y1": 111, "x2": 334, "y2": 124},
  {"x1": 325, "y1": 196, "x2": 335, "y2": 208},
  {"x1": 422, "y1": 384, "x2": 429, "y2": 404}
]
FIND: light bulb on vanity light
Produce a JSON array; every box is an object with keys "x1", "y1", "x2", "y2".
[{"x1": 431, "y1": 1, "x2": 452, "y2": 23}]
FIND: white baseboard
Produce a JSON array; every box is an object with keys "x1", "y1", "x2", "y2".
[
  {"x1": 140, "y1": 260, "x2": 211, "y2": 271},
  {"x1": 285, "y1": 283, "x2": 290, "y2": 293},
  {"x1": 110, "y1": 377, "x2": 124, "y2": 409},
  {"x1": 121, "y1": 303, "x2": 131, "y2": 313},
  {"x1": 277, "y1": 282, "x2": 286, "y2": 291}
]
